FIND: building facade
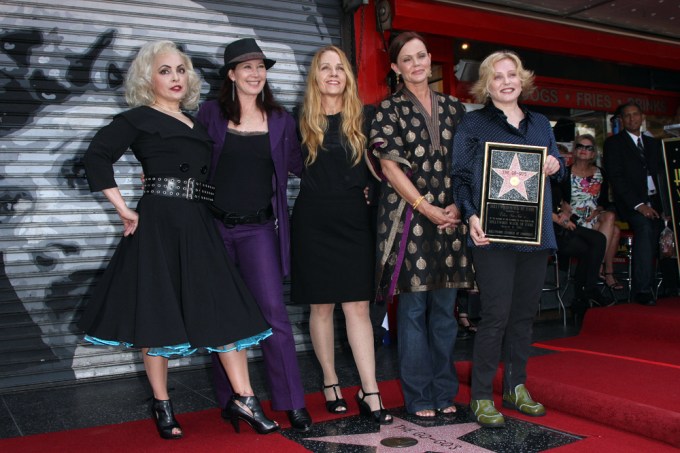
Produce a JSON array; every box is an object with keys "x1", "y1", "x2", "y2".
[{"x1": 0, "y1": 0, "x2": 348, "y2": 391}]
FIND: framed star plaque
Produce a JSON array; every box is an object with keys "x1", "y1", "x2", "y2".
[{"x1": 480, "y1": 142, "x2": 547, "y2": 245}]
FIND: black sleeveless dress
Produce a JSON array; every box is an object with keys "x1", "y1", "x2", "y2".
[
  {"x1": 291, "y1": 113, "x2": 375, "y2": 305},
  {"x1": 78, "y1": 106, "x2": 270, "y2": 356}
]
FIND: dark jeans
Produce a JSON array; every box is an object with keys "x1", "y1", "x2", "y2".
[
  {"x1": 470, "y1": 248, "x2": 549, "y2": 400},
  {"x1": 397, "y1": 288, "x2": 458, "y2": 413}
]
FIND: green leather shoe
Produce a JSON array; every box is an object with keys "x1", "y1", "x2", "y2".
[
  {"x1": 470, "y1": 399, "x2": 505, "y2": 428},
  {"x1": 502, "y1": 384, "x2": 546, "y2": 416}
]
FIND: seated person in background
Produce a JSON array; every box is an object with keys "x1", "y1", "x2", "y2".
[
  {"x1": 558, "y1": 134, "x2": 622, "y2": 290},
  {"x1": 552, "y1": 176, "x2": 607, "y2": 320}
]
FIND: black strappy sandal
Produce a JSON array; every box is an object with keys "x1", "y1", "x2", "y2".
[
  {"x1": 355, "y1": 388, "x2": 393, "y2": 425},
  {"x1": 322, "y1": 383, "x2": 347, "y2": 414}
]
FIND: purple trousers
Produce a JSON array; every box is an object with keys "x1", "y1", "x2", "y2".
[{"x1": 211, "y1": 219, "x2": 305, "y2": 411}]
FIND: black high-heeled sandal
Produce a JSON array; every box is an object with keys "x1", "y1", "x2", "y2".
[
  {"x1": 458, "y1": 313, "x2": 477, "y2": 333},
  {"x1": 603, "y1": 272, "x2": 624, "y2": 290},
  {"x1": 355, "y1": 388, "x2": 393, "y2": 425},
  {"x1": 227, "y1": 394, "x2": 279, "y2": 434},
  {"x1": 323, "y1": 383, "x2": 348, "y2": 414},
  {"x1": 151, "y1": 398, "x2": 183, "y2": 440}
]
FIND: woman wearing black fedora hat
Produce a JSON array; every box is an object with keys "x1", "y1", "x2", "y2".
[{"x1": 197, "y1": 38, "x2": 311, "y2": 432}]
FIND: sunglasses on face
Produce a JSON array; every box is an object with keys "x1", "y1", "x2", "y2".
[{"x1": 575, "y1": 144, "x2": 595, "y2": 151}]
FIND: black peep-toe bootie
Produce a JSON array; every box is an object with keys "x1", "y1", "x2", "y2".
[
  {"x1": 151, "y1": 398, "x2": 183, "y2": 440},
  {"x1": 355, "y1": 388, "x2": 393, "y2": 425},
  {"x1": 227, "y1": 394, "x2": 279, "y2": 434}
]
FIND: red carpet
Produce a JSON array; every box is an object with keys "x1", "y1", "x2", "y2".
[
  {"x1": 454, "y1": 378, "x2": 678, "y2": 453},
  {"x1": 3, "y1": 300, "x2": 680, "y2": 452},
  {"x1": 2, "y1": 377, "x2": 678, "y2": 452},
  {"x1": 530, "y1": 298, "x2": 680, "y2": 448},
  {"x1": 535, "y1": 299, "x2": 680, "y2": 365},
  {"x1": 0, "y1": 381, "x2": 402, "y2": 453}
]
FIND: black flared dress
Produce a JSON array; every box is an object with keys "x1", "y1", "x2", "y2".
[
  {"x1": 78, "y1": 106, "x2": 270, "y2": 357},
  {"x1": 291, "y1": 113, "x2": 374, "y2": 305}
]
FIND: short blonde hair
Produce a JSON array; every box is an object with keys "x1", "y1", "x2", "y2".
[
  {"x1": 125, "y1": 40, "x2": 201, "y2": 110},
  {"x1": 470, "y1": 50, "x2": 535, "y2": 104}
]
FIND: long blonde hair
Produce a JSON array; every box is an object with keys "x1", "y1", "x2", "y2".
[{"x1": 300, "y1": 46, "x2": 365, "y2": 166}]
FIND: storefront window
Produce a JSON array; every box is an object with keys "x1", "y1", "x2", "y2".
[{"x1": 429, "y1": 63, "x2": 443, "y2": 92}]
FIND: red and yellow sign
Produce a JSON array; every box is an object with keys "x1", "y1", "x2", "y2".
[{"x1": 528, "y1": 77, "x2": 678, "y2": 116}]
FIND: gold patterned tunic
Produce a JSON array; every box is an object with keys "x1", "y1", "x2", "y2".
[{"x1": 369, "y1": 88, "x2": 474, "y2": 301}]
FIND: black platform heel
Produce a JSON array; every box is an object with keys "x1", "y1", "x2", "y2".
[
  {"x1": 323, "y1": 383, "x2": 348, "y2": 414},
  {"x1": 151, "y1": 398, "x2": 183, "y2": 440},
  {"x1": 355, "y1": 388, "x2": 393, "y2": 425},
  {"x1": 227, "y1": 394, "x2": 279, "y2": 434}
]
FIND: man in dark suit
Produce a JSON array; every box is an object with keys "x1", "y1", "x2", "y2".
[{"x1": 603, "y1": 102, "x2": 665, "y2": 305}]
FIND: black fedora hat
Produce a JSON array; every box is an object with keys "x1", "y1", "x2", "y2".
[{"x1": 223, "y1": 38, "x2": 276, "y2": 70}]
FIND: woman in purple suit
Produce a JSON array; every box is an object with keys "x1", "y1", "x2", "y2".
[{"x1": 196, "y1": 38, "x2": 311, "y2": 432}]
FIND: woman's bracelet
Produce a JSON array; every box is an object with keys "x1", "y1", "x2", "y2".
[{"x1": 412, "y1": 195, "x2": 426, "y2": 210}]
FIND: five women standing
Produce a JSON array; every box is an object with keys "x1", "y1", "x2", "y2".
[{"x1": 84, "y1": 35, "x2": 570, "y2": 435}]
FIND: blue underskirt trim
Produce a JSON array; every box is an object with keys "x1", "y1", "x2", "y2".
[
  {"x1": 83, "y1": 328, "x2": 272, "y2": 359},
  {"x1": 206, "y1": 329, "x2": 273, "y2": 353}
]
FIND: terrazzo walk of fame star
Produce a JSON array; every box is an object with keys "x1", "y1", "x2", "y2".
[
  {"x1": 490, "y1": 152, "x2": 540, "y2": 202},
  {"x1": 281, "y1": 406, "x2": 582, "y2": 453}
]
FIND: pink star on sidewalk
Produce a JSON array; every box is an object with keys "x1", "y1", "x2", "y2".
[
  {"x1": 305, "y1": 415, "x2": 489, "y2": 452},
  {"x1": 493, "y1": 153, "x2": 537, "y2": 200}
]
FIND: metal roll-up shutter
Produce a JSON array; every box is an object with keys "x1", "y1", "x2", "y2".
[{"x1": 0, "y1": 0, "x2": 343, "y2": 390}]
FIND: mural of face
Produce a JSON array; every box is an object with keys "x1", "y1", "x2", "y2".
[
  {"x1": 0, "y1": 0, "x2": 336, "y2": 386},
  {"x1": 1, "y1": 25, "x2": 130, "y2": 379}
]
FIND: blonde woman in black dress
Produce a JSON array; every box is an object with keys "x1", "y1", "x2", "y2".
[
  {"x1": 292, "y1": 46, "x2": 392, "y2": 425},
  {"x1": 79, "y1": 40, "x2": 277, "y2": 439}
]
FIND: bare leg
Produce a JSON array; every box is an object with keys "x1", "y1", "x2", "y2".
[
  {"x1": 595, "y1": 211, "x2": 621, "y2": 286},
  {"x1": 217, "y1": 348, "x2": 279, "y2": 431},
  {"x1": 605, "y1": 224, "x2": 621, "y2": 280},
  {"x1": 143, "y1": 349, "x2": 170, "y2": 400},
  {"x1": 216, "y1": 349, "x2": 254, "y2": 396},
  {"x1": 310, "y1": 303, "x2": 345, "y2": 408},
  {"x1": 343, "y1": 300, "x2": 388, "y2": 416},
  {"x1": 143, "y1": 349, "x2": 182, "y2": 437}
]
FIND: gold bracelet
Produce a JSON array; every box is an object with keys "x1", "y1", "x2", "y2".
[{"x1": 412, "y1": 195, "x2": 426, "y2": 210}]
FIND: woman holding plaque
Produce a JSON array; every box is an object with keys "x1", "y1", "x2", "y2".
[
  {"x1": 451, "y1": 50, "x2": 564, "y2": 428},
  {"x1": 370, "y1": 31, "x2": 474, "y2": 418}
]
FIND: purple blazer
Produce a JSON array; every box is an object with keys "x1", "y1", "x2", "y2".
[{"x1": 196, "y1": 100, "x2": 303, "y2": 277}]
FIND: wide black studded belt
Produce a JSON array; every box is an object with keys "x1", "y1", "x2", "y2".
[
  {"x1": 208, "y1": 204, "x2": 274, "y2": 227},
  {"x1": 143, "y1": 176, "x2": 215, "y2": 202}
]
